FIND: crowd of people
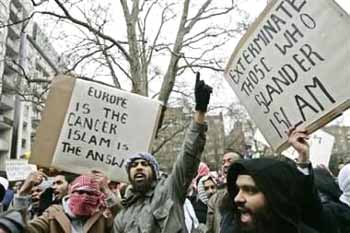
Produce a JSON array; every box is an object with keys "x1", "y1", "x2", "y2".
[{"x1": 0, "y1": 73, "x2": 349, "y2": 233}]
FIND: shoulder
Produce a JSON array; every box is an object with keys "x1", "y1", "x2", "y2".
[
  {"x1": 210, "y1": 189, "x2": 226, "y2": 203},
  {"x1": 299, "y1": 223, "x2": 321, "y2": 233},
  {"x1": 44, "y1": 205, "x2": 64, "y2": 217}
]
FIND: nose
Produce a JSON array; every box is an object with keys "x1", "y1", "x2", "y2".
[
  {"x1": 234, "y1": 189, "x2": 245, "y2": 204},
  {"x1": 135, "y1": 163, "x2": 145, "y2": 171}
]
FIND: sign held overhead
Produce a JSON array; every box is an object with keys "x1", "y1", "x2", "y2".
[
  {"x1": 225, "y1": 0, "x2": 350, "y2": 151},
  {"x1": 5, "y1": 160, "x2": 37, "y2": 181},
  {"x1": 30, "y1": 76, "x2": 162, "y2": 182}
]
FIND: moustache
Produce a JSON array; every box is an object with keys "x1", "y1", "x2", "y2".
[{"x1": 236, "y1": 204, "x2": 253, "y2": 215}]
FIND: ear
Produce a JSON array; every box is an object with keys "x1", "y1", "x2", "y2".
[{"x1": 152, "y1": 168, "x2": 158, "y2": 181}]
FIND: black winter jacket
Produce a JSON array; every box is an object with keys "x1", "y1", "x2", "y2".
[{"x1": 224, "y1": 158, "x2": 322, "y2": 233}]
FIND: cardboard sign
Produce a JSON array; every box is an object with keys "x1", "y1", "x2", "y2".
[
  {"x1": 282, "y1": 130, "x2": 335, "y2": 167},
  {"x1": 254, "y1": 129, "x2": 270, "y2": 147},
  {"x1": 225, "y1": 0, "x2": 350, "y2": 151},
  {"x1": 5, "y1": 160, "x2": 37, "y2": 181},
  {"x1": 31, "y1": 76, "x2": 162, "y2": 182}
]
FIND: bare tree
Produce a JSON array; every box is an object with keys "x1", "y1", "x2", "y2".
[
  {"x1": 1, "y1": 0, "x2": 253, "y2": 157},
  {"x1": 1, "y1": 0, "x2": 248, "y2": 102}
]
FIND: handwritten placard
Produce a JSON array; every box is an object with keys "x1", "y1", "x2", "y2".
[
  {"x1": 5, "y1": 160, "x2": 37, "y2": 181},
  {"x1": 282, "y1": 130, "x2": 335, "y2": 167},
  {"x1": 31, "y1": 76, "x2": 162, "y2": 182},
  {"x1": 225, "y1": 0, "x2": 350, "y2": 151}
]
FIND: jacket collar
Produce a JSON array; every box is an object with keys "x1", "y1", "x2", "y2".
[
  {"x1": 122, "y1": 183, "x2": 156, "y2": 207},
  {"x1": 53, "y1": 196, "x2": 103, "y2": 233}
]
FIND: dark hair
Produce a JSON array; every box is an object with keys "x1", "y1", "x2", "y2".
[
  {"x1": 55, "y1": 171, "x2": 79, "y2": 184},
  {"x1": 0, "y1": 185, "x2": 5, "y2": 202},
  {"x1": 314, "y1": 167, "x2": 341, "y2": 203},
  {"x1": 223, "y1": 148, "x2": 243, "y2": 158}
]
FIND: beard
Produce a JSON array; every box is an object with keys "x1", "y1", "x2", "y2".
[
  {"x1": 234, "y1": 204, "x2": 278, "y2": 233},
  {"x1": 130, "y1": 175, "x2": 154, "y2": 193}
]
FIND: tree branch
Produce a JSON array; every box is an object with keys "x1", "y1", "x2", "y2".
[{"x1": 52, "y1": 0, "x2": 130, "y2": 62}]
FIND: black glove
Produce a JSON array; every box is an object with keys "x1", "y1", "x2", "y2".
[{"x1": 195, "y1": 72, "x2": 212, "y2": 112}]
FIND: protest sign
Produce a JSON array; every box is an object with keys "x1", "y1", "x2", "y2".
[
  {"x1": 5, "y1": 160, "x2": 37, "y2": 181},
  {"x1": 31, "y1": 75, "x2": 162, "y2": 182},
  {"x1": 254, "y1": 129, "x2": 269, "y2": 147},
  {"x1": 282, "y1": 129, "x2": 335, "y2": 167},
  {"x1": 225, "y1": 0, "x2": 350, "y2": 151}
]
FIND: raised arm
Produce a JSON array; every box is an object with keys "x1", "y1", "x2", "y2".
[
  {"x1": 287, "y1": 126, "x2": 310, "y2": 166},
  {"x1": 287, "y1": 126, "x2": 323, "y2": 231},
  {"x1": 168, "y1": 72, "x2": 212, "y2": 202}
]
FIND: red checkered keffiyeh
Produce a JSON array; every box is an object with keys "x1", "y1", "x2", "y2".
[{"x1": 68, "y1": 175, "x2": 105, "y2": 217}]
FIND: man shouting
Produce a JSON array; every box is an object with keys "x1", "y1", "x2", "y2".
[{"x1": 113, "y1": 72, "x2": 212, "y2": 233}]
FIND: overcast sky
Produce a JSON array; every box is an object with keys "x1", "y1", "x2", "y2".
[
  {"x1": 37, "y1": 0, "x2": 350, "y2": 127},
  {"x1": 336, "y1": 0, "x2": 350, "y2": 12}
]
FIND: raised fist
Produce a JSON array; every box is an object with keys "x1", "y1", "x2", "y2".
[{"x1": 194, "y1": 72, "x2": 212, "y2": 112}]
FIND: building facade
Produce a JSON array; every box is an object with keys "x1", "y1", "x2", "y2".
[{"x1": 0, "y1": 0, "x2": 65, "y2": 170}]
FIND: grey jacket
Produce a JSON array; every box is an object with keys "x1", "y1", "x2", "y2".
[{"x1": 113, "y1": 121, "x2": 207, "y2": 233}]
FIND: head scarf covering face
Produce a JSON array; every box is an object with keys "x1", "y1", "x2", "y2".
[
  {"x1": 338, "y1": 164, "x2": 350, "y2": 207},
  {"x1": 197, "y1": 175, "x2": 216, "y2": 205},
  {"x1": 126, "y1": 152, "x2": 160, "y2": 180},
  {"x1": 192, "y1": 162, "x2": 210, "y2": 191},
  {"x1": 68, "y1": 175, "x2": 105, "y2": 217}
]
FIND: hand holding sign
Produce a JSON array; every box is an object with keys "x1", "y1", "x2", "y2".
[
  {"x1": 91, "y1": 170, "x2": 110, "y2": 193},
  {"x1": 31, "y1": 76, "x2": 162, "y2": 182},
  {"x1": 195, "y1": 72, "x2": 212, "y2": 112},
  {"x1": 287, "y1": 127, "x2": 310, "y2": 163}
]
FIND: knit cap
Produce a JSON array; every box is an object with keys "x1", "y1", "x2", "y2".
[{"x1": 126, "y1": 152, "x2": 160, "y2": 180}]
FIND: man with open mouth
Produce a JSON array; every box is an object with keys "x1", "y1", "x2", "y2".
[
  {"x1": 113, "y1": 72, "x2": 212, "y2": 233},
  {"x1": 223, "y1": 127, "x2": 325, "y2": 233}
]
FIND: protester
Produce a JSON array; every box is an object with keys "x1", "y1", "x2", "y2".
[
  {"x1": 338, "y1": 164, "x2": 350, "y2": 207},
  {"x1": 314, "y1": 166, "x2": 350, "y2": 233},
  {"x1": 1, "y1": 189, "x2": 13, "y2": 213},
  {"x1": 206, "y1": 150, "x2": 241, "y2": 233},
  {"x1": 9, "y1": 173, "x2": 120, "y2": 233},
  {"x1": 314, "y1": 166, "x2": 342, "y2": 204},
  {"x1": 108, "y1": 181, "x2": 120, "y2": 194},
  {"x1": 36, "y1": 172, "x2": 78, "y2": 215},
  {"x1": 0, "y1": 210, "x2": 25, "y2": 233},
  {"x1": 52, "y1": 174, "x2": 70, "y2": 202},
  {"x1": 11, "y1": 182, "x2": 22, "y2": 195},
  {"x1": 184, "y1": 198, "x2": 200, "y2": 233},
  {"x1": 221, "y1": 127, "x2": 322, "y2": 233},
  {"x1": 192, "y1": 175, "x2": 217, "y2": 224},
  {"x1": 188, "y1": 162, "x2": 210, "y2": 205},
  {"x1": 0, "y1": 177, "x2": 8, "y2": 213},
  {"x1": 11, "y1": 171, "x2": 50, "y2": 218},
  {"x1": 193, "y1": 162, "x2": 210, "y2": 190},
  {"x1": 221, "y1": 150, "x2": 242, "y2": 185},
  {"x1": 113, "y1": 72, "x2": 212, "y2": 233}
]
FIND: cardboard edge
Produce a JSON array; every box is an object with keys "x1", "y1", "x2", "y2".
[
  {"x1": 147, "y1": 102, "x2": 164, "y2": 153},
  {"x1": 30, "y1": 75, "x2": 76, "y2": 167},
  {"x1": 224, "y1": 0, "x2": 278, "y2": 74},
  {"x1": 275, "y1": 99, "x2": 350, "y2": 153},
  {"x1": 330, "y1": 0, "x2": 350, "y2": 18}
]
